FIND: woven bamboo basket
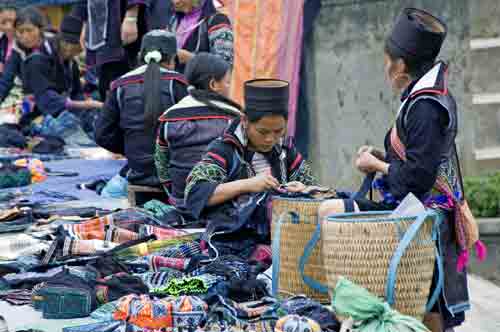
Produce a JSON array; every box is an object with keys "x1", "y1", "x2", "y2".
[
  {"x1": 271, "y1": 196, "x2": 329, "y2": 303},
  {"x1": 322, "y1": 212, "x2": 437, "y2": 320}
]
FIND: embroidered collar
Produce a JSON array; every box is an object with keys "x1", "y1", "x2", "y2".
[
  {"x1": 401, "y1": 61, "x2": 448, "y2": 101},
  {"x1": 223, "y1": 119, "x2": 284, "y2": 158},
  {"x1": 166, "y1": 94, "x2": 242, "y2": 116}
]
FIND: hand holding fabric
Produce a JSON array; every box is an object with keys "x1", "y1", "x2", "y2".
[
  {"x1": 285, "y1": 181, "x2": 307, "y2": 193},
  {"x1": 246, "y1": 174, "x2": 280, "y2": 193},
  {"x1": 358, "y1": 145, "x2": 385, "y2": 161},
  {"x1": 356, "y1": 151, "x2": 389, "y2": 175}
]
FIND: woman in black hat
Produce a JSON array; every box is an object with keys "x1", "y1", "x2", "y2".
[
  {"x1": 23, "y1": 13, "x2": 103, "y2": 136},
  {"x1": 318, "y1": 8, "x2": 469, "y2": 331},
  {"x1": 183, "y1": 78, "x2": 317, "y2": 258},
  {"x1": 95, "y1": 30, "x2": 188, "y2": 187}
]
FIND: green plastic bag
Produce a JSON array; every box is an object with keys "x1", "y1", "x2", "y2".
[{"x1": 332, "y1": 277, "x2": 430, "y2": 332}]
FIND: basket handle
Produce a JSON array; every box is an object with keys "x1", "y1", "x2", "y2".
[
  {"x1": 298, "y1": 219, "x2": 329, "y2": 294},
  {"x1": 385, "y1": 210, "x2": 444, "y2": 312},
  {"x1": 351, "y1": 172, "x2": 375, "y2": 200},
  {"x1": 272, "y1": 211, "x2": 304, "y2": 297}
]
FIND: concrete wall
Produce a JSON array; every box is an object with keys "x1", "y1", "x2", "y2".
[{"x1": 308, "y1": 0, "x2": 472, "y2": 187}]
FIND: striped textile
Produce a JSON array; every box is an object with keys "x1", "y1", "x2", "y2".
[
  {"x1": 149, "y1": 256, "x2": 189, "y2": 272},
  {"x1": 138, "y1": 225, "x2": 188, "y2": 240},
  {"x1": 60, "y1": 209, "x2": 167, "y2": 244},
  {"x1": 62, "y1": 237, "x2": 118, "y2": 257},
  {"x1": 151, "y1": 241, "x2": 202, "y2": 259},
  {"x1": 0, "y1": 234, "x2": 50, "y2": 260}
]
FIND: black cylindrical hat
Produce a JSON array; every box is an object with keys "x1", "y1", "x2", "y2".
[
  {"x1": 244, "y1": 79, "x2": 289, "y2": 116},
  {"x1": 386, "y1": 8, "x2": 447, "y2": 61},
  {"x1": 60, "y1": 15, "x2": 83, "y2": 44}
]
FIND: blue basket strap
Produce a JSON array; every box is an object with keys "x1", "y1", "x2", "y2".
[
  {"x1": 385, "y1": 210, "x2": 433, "y2": 306},
  {"x1": 343, "y1": 199, "x2": 355, "y2": 213},
  {"x1": 352, "y1": 172, "x2": 375, "y2": 200},
  {"x1": 271, "y1": 213, "x2": 284, "y2": 296},
  {"x1": 299, "y1": 219, "x2": 328, "y2": 294},
  {"x1": 426, "y1": 246, "x2": 444, "y2": 312},
  {"x1": 425, "y1": 211, "x2": 445, "y2": 312}
]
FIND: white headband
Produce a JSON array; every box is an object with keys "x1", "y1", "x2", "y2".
[{"x1": 144, "y1": 50, "x2": 162, "y2": 64}]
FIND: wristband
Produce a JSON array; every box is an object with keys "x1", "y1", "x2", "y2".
[{"x1": 124, "y1": 16, "x2": 138, "y2": 23}]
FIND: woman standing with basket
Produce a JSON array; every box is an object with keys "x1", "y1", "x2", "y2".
[{"x1": 318, "y1": 8, "x2": 484, "y2": 332}]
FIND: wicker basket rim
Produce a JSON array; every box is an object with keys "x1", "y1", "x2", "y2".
[
  {"x1": 271, "y1": 195, "x2": 326, "y2": 202},
  {"x1": 326, "y1": 211, "x2": 435, "y2": 223}
]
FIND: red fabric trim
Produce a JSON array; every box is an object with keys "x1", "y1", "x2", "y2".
[
  {"x1": 409, "y1": 67, "x2": 449, "y2": 98},
  {"x1": 208, "y1": 23, "x2": 231, "y2": 34},
  {"x1": 111, "y1": 75, "x2": 187, "y2": 90},
  {"x1": 207, "y1": 152, "x2": 227, "y2": 168},
  {"x1": 159, "y1": 115, "x2": 231, "y2": 122},
  {"x1": 223, "y1": 134, "x2": 244, "y2": 154},
  {"x1": 289, "y1": 154, "x2": 303, "y2": 171}
]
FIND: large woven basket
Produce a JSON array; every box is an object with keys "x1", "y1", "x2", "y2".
[
  {"x1": 271, "y1": 196, "x2": 329, "y2": 303},
  {"x1": 321, "y1": 211, "x2": 438, "y2": 320}
]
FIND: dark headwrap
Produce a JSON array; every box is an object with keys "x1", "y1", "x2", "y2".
[
  {"x1": 139, "y1": 30, "x2": 177, "y2": 64},
  {"x1": 386, "y1": 8, "x2": 447, "y2": 61},
  {"x1": 244, "y1": 79, "x2": 289, "y2": 117},
  {"x1": 59, "y1": 15, "x2": 83, "y2": 44}
]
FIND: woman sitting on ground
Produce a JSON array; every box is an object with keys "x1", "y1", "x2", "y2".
[
  {"x1": 155, "y1": 52, "x2": 241, "y2": 209},
  {"x1": 184, "y1": 79, "x2": 317, "y2": 258},
  {"x1": 22, "y1": 13, "x2": 102, "y2": 135},
  {"x1": 95, "y1": 30, "x2": 188, "y2": 187}
]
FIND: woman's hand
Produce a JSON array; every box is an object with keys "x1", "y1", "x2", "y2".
[
  {"x1": 85, "y1": 99, "x2": 104, "y2": 109},
  {"x1": 245, "y1": 174, "x2": 280, "y2": 193},
  {"x1": 121, "y1": 19, "x2": 138, "y2": 45},
  {"x1": 285, "y1": 181, "x2": 307, "y2": 193},
  {"x1": 357, "y1": 145, "x2": 385, "y2": 160},
  {"x1": 356, "y1": 151, "x2": 389, "y2": 174},
  {"x1": 80, "y1": 22, "x2": 86, "y2": 50},
  {"x1": 177, "y1": 49, "x2": 194, "y2": 64}
]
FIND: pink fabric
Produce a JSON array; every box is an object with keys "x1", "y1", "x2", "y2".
[
  {"x1": 249, "y1": 244, "x2": 272, "y2": 264},
  {"x1": 225, "y1": 0, "x2": 305, "y2": 137},
  {"x1": 457, "y1": 250, "x2": 469, "y2": 273},
  {"x1": 176, "y1": 8, "x2": 203, "y2": 49},
  {"x1": 5, "y1": 38, "x2": 13, "y2": 60},
  {"x1": 277, "y1": 1, "x2": 304, "y2": 137},
  {"x1": 475, "y1": 240, "x2": 487, "y2": 262},
  {"x1": 149, "y1": 256, "x2": 188, "y2": 271}
]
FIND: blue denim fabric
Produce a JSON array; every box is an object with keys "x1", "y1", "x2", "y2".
[
  {"x1": 31, "y1": 111, "x2": 95, "y2": 147},
  {"x1": 100, "y1": 174, "x2": 128, "y2": 199},
  {"x1": 0, "y1": 255, "x2": 40, "y2": 274},
  {"x1": 90, "y1": 300, "x2": 119, "y2": 321},
  {"x1": 3, "y1": 266, "x2": 65, "y2": 287},
  {"x1": 0, "y1": 216, "x2": 33, "y2": 233}
]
